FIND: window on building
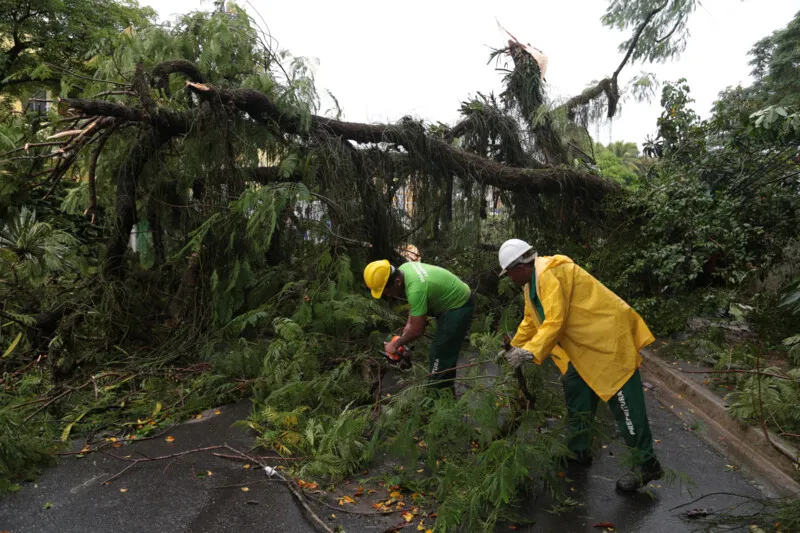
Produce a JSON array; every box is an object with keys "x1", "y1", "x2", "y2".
[{"x1": 26, "y1": 90, "x2": 49, "y2": 115}]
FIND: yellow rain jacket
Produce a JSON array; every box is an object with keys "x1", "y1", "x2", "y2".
[{"x1": 511, "y1": 255, "x2": 654, "y2": 402}]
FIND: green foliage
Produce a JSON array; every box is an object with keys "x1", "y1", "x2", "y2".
[
  {"x1": 749, "y1": 10, "x2": 800, "y2": 108},
  {"x1": 0, "y1": 0, "x2": 156, "y2": 99},
  {"x1": 0, "y1": 207, "x2": 77, "y2": 285},
  {"x1": 727, "y1": 367, "x2": 800, "y2": 436},
  {"x1": 594, "y1": 141, "x2": 642, "y2": 186},
  {"x1": 0, "y1": 404, "x2": 56, "y2": 492},
  {"x1": 589, "y1": 71, "x2": 800, "y2": 333},
  {"x1": 602, "y1": 0, "x2": 698, "y2": 64}
]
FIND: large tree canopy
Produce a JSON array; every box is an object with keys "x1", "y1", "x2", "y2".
[{"x1": 0, "y1": 0, "x2": 155, "y2": 97}]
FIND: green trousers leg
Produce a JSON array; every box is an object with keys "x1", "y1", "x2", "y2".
[
  {"x1": 562, "y1": 363, "x2": 600, "y2": 453},
  {"x1": 606, "y1": 368, "x2": 657, "y2": 465},
  {"x1": 428, "y1": 301, "x2": 475, "y2": 392},
  {"x1": 562, "y1": 364, "x2": 656, "y2": 465}
]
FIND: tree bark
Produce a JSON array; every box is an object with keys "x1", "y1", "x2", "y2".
[
  {"x1": 185, "y1": 82, "x2": 619, "y2": 199},
  {"x1": 151, "y1": 60, "x2": 205, "y2": 96}
]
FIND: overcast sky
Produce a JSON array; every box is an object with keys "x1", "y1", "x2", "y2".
[{"x1": 142, "y1": 0, "x2": 800, "y2": 147}]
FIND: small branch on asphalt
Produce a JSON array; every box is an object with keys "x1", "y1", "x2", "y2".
[
  {"x1": 669, "y1": 491, "x2": 760, "y2": 511},
  {"x1": 303, "y1": 492, "x2": 401, "y2": 516},
  {"x1": 211, "y1": 452, "x2": 308, "y2": 463},
  {"x1": 101, "y1": 445, "x2": 227, "y2": 484},
  {"x1": 222, "y1": 445, "x2": 334, "y2": 533},
  {"x1": 210, "y1": 479, "x2": 287, "y2": 489}
]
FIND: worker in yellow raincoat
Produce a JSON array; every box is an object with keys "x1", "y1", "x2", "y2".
[{"x1": 498, "y1": 238, "x2": 662, "y2": 492}]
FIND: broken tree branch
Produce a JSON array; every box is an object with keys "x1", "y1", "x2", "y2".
[
  {"x1": 151, "y1": 59, "x2": 205, "y2": 96},
  {"x1": 101, "y1": 445, "x2": 227, "y2": 484},
  {"x1": 612, "y1": 3, "x2": 668, "y2": 80},
  {"x1": 51, "y1": 73, "x2": 620, "y2": 208},
  {"x1": 185, "y1": 80, "x2": 617, "y2": 198},
  {"x1": 558, "y1": 2, "x2": 668, "y2": 120},
  {"x1": 222, "y1": 445, "x2": 335, "y2": 533}
]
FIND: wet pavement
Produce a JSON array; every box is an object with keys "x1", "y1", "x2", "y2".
[
  {"x1": 0, "y1": 368, "x2": 767, "y2": 533},
  {"x1": 503, "y1": 380, "x2": 765, "y2": 532}
]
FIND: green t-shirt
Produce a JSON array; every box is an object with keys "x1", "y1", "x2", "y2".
[{"x1": 399, "y1": 262, "x2": 471, "y2": 316}]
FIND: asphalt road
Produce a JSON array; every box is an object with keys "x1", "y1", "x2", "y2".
[{"x1": 0, "y1": 370, "x2": 766, "y2": 533}]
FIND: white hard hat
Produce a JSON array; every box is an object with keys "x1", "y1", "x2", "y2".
[{"x1": 498, "y1": 239, "x2": 535, "y2": 276}]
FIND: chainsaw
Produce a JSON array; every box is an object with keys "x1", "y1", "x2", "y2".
[
  {"x1": 503, "y1": 334, "x2": 536, "y2": 409},
  {"x1": 382, "y1": 334, "x2": 412, "y2": 370}
]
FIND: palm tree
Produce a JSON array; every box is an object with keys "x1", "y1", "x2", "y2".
[
  {"x1": 608, "y1": 141, "x2": 640, "y2": 169},
  {"x1": 0, "y1": 208, "x2": 74, "y2": 285}
]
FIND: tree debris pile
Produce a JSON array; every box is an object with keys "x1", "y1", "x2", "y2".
[{"x1": 1, "y1": 2, "x2": 800, "y2": 531}]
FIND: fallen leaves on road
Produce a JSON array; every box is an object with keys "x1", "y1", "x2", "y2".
[
  {"x1": 241, "y1": 487, "x2": 250, "y2": 492},
  {"x1": 402, "y1": 511, "x2": 414, "y2": 522},
  {"x1": 338, "y1": 495, "x2": 355, "y2": 506},
  {"x1": 120, "y1": 488, "x2": 128, "y2": 493},
  {"x1": 592, "y1": 522, "x2": 615, "y2": 529},
  {"x1": 165, "y1": 436, "x2": 175, "y2": 442},
  {"x1": 243, "y1": 464, "x2": 251, "y2": 469},
  {"x1": 297, "y1": 479, "x2": 318, "y2": 490}
]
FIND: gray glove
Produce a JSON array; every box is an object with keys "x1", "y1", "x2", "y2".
[{"x1": 504, "y1": 346, "x2": 533, "y2": 368}]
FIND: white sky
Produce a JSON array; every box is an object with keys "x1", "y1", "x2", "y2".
[{"x1": 142, "y1": 0, "x2": 800, "y2": 147}]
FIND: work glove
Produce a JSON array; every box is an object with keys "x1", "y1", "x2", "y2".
[{"x1": 504, "y1": 346, "x2": 533, "y2": 368}]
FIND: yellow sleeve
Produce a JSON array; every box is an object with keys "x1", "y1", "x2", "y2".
[
  {"x1": 511, "y1": 285, "x2": 538, "y2": 348},
  {"x1": 523, "y1": 268, "x2": 570, "y2": 364}
]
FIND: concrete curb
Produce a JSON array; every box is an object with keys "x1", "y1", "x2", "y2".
[{"x1": 639, "y1": 350, "x2": 800, "y2": 498}]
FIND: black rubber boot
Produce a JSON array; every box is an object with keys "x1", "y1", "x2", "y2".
[{"x1": 615, "y1": 458, "x2": 663, "y2": 492}]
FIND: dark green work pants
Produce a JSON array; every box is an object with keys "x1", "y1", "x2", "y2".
[
  {"x1": 562, "y1": 363, "x2": 656, "y2": 465},
  {"x1": 428, "y1": 295, "x2": 475, "y2": 391}
]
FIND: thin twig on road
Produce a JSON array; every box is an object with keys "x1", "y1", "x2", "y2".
[
  {"x1": 101, "y1": 445, "x2": 227, "y2": 484},
  {"x1": 669, "y1": 491, "x2": 766, "y2": 511},
  {"x1": 304, "y1": 492, "x2": 401, "y2": 516},
  {"x1": 211, "y1": 452, "x2": 308, "y2": 462},
  {"x1": 223, "y1": 445, "x2": 335, "y2": 533}
]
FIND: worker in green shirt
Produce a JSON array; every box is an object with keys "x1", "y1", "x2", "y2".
[{"x1": 364, "y1": 260, "x2": 475, "y2": 392}]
